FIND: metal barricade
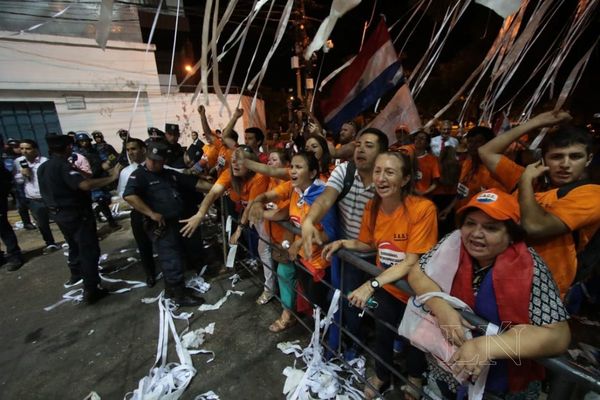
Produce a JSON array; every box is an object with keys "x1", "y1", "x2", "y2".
[{"x1": 221, "y1": 217, "x2": 600, "y2": 399}]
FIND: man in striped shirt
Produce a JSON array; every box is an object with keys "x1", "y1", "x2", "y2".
[{"x1": 301, "y1": 128, "x2": 389, "y2": 354}]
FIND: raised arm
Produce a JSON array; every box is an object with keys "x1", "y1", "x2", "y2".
[
  {"x1": 223, "y1": 108, "x2": 243, "y2": 139},
  {"x1": 478, "y1": 110, "x2": 572, "y2": 172},
  {"x1": 243, "y1": 158, "x2": 288, "y2": 180},
  {"x1": 198, "y1": 105, "x2": 212, "y2": 139}
]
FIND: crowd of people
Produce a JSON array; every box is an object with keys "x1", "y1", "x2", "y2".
[{"x1": 1, "y1": 106, "x2": 598, "y2": 399}]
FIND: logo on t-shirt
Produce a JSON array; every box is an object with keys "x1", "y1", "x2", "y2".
[
  {"x1": 393, "y1": 233, "x2": 408, "y2": 241},
  {"x1": 378, "y1": 242, "x2": 406, "y2": 269},
  {"x1": 415, "y1": 170, "x2": 423, "y2": 181}
]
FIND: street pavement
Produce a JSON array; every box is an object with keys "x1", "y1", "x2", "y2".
[{"x1": 0, "y1": 215, "x2": 309, "y2": 400}]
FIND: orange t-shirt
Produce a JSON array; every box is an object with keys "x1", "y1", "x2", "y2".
[
  {"x1": 264, "y1": 178, "x2": 291, "y2": 244},
  {"x1": 455, "y1": 158, "x2": 508, "y2": 209},
  {"x1": 358, "y1": 195, "x2": 438, "y2": 302},
  {"x1": 415, "y1": 153, "x2": 441, "y2": 194},
  {"x1": 495, "y1": 155, "x2": 600, "y2": 297},
  {"x1": 272, "y1": 181, "x2": 330, "y2": 273},
  {"x1": 200, "y1": 139, "x2": 223, "y2": 169},
  {"x1": 216, "y1": 146, "x2": 234, "y2": 175},
  {"x1": 215, "y1": 168, "x2": 269, "y2": 207}
]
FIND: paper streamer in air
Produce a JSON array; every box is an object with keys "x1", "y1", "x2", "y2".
[
  {"x1": 475, "y1": 0, "x2": 522, "y2": 18},
  {"x1": 95, "y1": 0, "x2": 114, "y2": 49},
  {"x1": 247, "y1": 0, "x2": 295, "y2": 115},
  {"x1": 303, "y1": 0, "x2": 362, "y2": 60}
]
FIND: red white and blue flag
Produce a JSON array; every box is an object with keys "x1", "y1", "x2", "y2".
[{"x1": 319, "y1": 19, "x2": 402, "y2": 133}]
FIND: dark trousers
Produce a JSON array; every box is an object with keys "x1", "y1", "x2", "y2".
[
  {"x1": 373, "y1": 289, "x2": 426, "y2": 382},
  {"x1": 130, "y1": 210, "x2": 156, "y2": 277},
  {"x1": 27, "y1": 198, "x2": 56, "y2": 246},
  {"x1": 53, "y1": 207, "x2": 100, "y2": 289},
  {"x1": 341, "y1": 262, "x2": 368, "y2": 348},
  {"x1": 153, "y1": 220, "x2": 185, "y2": 287},
  {"x1": 94, "y1": 197, "x2": 116, "y2": 224},
  {"x1": 296, "y1": 264, "x2": 330, "y2": 311},
  {"x1": 0, "y1": 194, "x2": 21, "y2": 261}
]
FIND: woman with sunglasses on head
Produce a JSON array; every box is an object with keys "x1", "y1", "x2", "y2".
[
  {"x1": 180, "y1": 146, "x2": 269, "y2": 238},
  {"x1": 322, "y1": 151, "x2": 437, "y2": 400},
  {"x1": 247, "y1": 152, "x2": 338, "y2": 332}
]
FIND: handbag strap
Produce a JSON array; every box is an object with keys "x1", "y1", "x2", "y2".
[{"x1": 415, "y1": 291, "x2": 473, "y2": 312}]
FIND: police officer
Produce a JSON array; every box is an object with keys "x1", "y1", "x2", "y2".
[
  {"x1": 116, "y1": 129, "x2": 130, "y2": 166},
  {"x1": 164, "y1": 123, "x2": 186, "y2": 170},
  {"x1": 38, "y1": 134, "x2": 123, "y2": 304},
  {"x1": 123, "y1": 141, "x2": 211, "y2": 307},
  {"x1": 75, "y1": 132, "x2": 120, "y2": 228},
  {"x1": 0, "y1": 136, "x2": 24, "y2": 271},
  {"x1": 146, "y1": 126, "x2": 165, "y2": 145},
  {"x1": 91, "y1": 130, "x2": 118, "y2": 162}
]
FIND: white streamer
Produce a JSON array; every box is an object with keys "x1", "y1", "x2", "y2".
[
  {"x1": 126, "y1": 0, "x2": 163, "y2": 135},
  {"x1": 303, "y1": 0, "x2": 362, "y2": 60},
  {"x1": 198, "y1": 290, "x2": 244, "y2": 312},
  {"x1": 0, "y1": 4, "x2": 73, "y2": 39},
  {"x1": 247, "y1": 0, "x2": 295, "y2": 115},
  {"x1": 95, "y1": 0, "x2": 114, "y2": 49},
  {"x1": 281, "y1": 290, "x2": 363, "y2": 400},
  {"x1": 164, "y1": 0, "x2": 181, "y2": 124},
  {"x1": 126, "y1": 292, "x2": 197, "y2": 400}
]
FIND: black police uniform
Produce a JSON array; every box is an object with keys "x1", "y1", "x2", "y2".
[
  {"x1": 38, "y1": 153, "x2": 101, "y2": 291},
  {"x1": 123, "y1": 153, "x2": 200, "y2": 293},
  {"x1": 0, "y1": 162, "x2": 23, "y2": 269},
  {"x1": 165, "y1": 142, "x2": 186, "y2": 170}
]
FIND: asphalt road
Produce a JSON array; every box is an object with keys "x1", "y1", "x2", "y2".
[{"x1": 0, "y1": 216, "x2": 311, "y2": 400}]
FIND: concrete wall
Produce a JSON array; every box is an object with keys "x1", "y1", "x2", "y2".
[
  {"x1": 0, "y1": 31, "x2": 160, "y2": 93},
  {"x1": 0, "y1": 30, "x2": 266, "y2": 150}
]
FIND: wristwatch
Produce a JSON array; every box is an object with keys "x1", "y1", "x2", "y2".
[{"x1": 369, "y1": 278, "x2": 380, "y2": 290}]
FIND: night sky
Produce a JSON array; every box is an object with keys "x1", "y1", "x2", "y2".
[{"x1": 146, "y1": 0, "x2": 599, "y2": 127}]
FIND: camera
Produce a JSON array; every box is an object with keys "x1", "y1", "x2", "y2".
[{"x1": 19, "y1": 159, "x2": 29, "y2": 169}]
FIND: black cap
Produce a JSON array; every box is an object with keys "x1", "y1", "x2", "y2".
[
  {"x1": 165, "y1": 123, "x2": 180, "y2": 136},
  {"x1": 45, "y1": 134, "x2": 73, "y2": 147},
  {"x1": 146, "y1": 141, "x2": 168, "y2": 161},
  {"x1": 7, "y1": 138, "x2": 20, "y2": 146},
  {"x1": 147, "y1": 127, "x2": 165, "y2": 138}
]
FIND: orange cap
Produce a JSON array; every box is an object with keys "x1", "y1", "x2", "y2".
[{"x1": 457, "y1": 189, "x2": 520, "y2": 223}]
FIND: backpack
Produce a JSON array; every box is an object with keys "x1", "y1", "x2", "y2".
[
  {"x1": 557, "y1": 179, "x2": 600, "y2": 282},
  {"x1": 336, "y1": 161, "x2": 356, "y2": 203}
]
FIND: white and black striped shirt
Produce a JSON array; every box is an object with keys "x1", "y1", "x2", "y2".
[{"x1": 326, "y1": 162, "x2": 375, "y2": 240}]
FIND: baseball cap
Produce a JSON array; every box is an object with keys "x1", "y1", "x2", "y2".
[
  {"x1": 147, "y1": 127, "x2": 165, "y2": 138},
  {"x1": 165, "y1": 123, "x2": 180, "y2": 136},
  {"x1": 146, "y1": 141, "x2": 168, "y2": 161},
  {"x1": 92, "y1": 130, "x2": 103, "y2": 138},
  {"x1": 457, "y1": 189, "x2": 520, "y2": 223}
]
